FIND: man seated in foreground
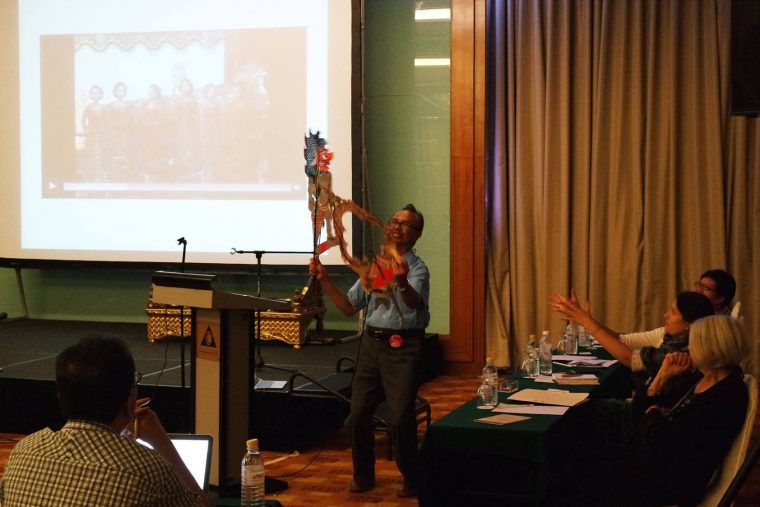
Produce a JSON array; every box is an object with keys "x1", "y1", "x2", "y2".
[{"x1": 0, "y1": 336, "x2": 209, "y2": 507}]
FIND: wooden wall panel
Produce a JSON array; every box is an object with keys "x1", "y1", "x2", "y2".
[{"x1": 446, "y1": 0, "x2": 486, "y2": 374}]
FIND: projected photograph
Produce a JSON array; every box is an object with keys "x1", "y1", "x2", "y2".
[{"x1": 41, "y1": 28, "x2": 306, "y2": 199}]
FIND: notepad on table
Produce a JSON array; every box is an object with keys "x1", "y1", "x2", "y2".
[
  {"x1": 474, "y1": 413, "x2": 531, "y2": 425},
  {"x1": 552, "y1": 373, "x2": 599, "y2": 385},
  {"x1": 506, "y1": 388, "x2": 589, "y2": 406}
]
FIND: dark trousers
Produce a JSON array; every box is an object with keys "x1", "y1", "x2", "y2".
[{"x1": 346, "y1": 333, "x2": 424, "y2": 484}]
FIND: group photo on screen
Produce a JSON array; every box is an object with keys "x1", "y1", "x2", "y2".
[{"x1": 41, "y1": 28, "x2": 307, "y2": 200}]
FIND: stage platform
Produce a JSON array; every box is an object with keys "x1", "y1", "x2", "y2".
[
  {"x1": 0, "y1": 319, "x2": 442, "y2": 449},
  {"x1": 0, "y1": 319, "x2": 362, "y2": 436}
]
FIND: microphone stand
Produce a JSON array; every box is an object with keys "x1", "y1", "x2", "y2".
[
  {"x1": 230, "y1": 247, "x2": 313, "y2": 494},
  {"x1": 177, "y1": 237, "x2": 189, "y2": 430},
  {"x1": 178, "y1": 237, "x2": 187, "y2": 272},
  {"x1": 230, "y1": 248, "x2": 313, "y2": 371}
]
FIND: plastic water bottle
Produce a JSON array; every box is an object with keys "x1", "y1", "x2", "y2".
[
  {"x1": 241, "y1": 438, "x2": 265, "y2": 506},
  {"x1": 563, "y1": 321, "x2": 578, "y2": 354},
  {"x1": 482, "y1": 357, "x2": 498, "y2": 386},
  {"x1": 539, "y1": 331, "x2": 553, "y2": 375},
  {"x1": 577, "y1": 324, "x2": 590, "y2": 348},
  {"x1": 524, "y1": 334, "x2": 539, "y2": 377}
]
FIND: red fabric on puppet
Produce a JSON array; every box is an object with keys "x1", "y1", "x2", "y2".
[{"x1": 316, "y1": 147, "x2": 333, "y2": 172}]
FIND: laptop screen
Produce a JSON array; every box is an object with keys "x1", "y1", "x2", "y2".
[{"x1": 137, "y1": 434, "x2": 213, "y2": 491}]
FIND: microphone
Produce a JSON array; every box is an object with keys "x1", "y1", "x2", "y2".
[{"x1": 176, "y1": 237, "x2": 188, "y2": 272}]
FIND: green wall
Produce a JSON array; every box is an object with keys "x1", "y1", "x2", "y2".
[
  {"x1": 0, "y1": 0, "x2": 451, "y2": 334},
  {"x1": 364, "y1": 0, "x2": 451, "y2": 334}
]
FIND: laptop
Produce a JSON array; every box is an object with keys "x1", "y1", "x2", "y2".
[{"x1": 137, "y1": 434, "x2": 213, "y2": 491}]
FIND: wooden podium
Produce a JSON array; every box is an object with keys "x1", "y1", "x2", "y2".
[{"x1": 151, "y1": 271, "x2": 290, "y2": 490}]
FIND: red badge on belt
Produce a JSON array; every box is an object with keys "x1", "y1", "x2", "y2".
[{"x1": 389, "y1": 334, "x2": 404, "y2": 349}]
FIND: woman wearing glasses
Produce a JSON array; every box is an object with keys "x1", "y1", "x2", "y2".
[{"x1": 694, "y1": 268, "x2": 737, "y2": 316}]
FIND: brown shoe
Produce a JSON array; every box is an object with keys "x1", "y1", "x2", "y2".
[
  {"x1": 397, "y1": 482, "x2": 417, "y2": 498},
  {"x1": 349, "y1": 478, "x2": 374, "y2": 493}
]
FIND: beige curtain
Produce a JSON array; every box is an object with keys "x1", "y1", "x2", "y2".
[{"x1": 486, "y1": 0, "x2": 760, "y2": 376}]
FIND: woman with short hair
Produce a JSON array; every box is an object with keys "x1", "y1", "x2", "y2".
[{"x1": 547, "y1": 315, "x2": 750, "y2": 507}]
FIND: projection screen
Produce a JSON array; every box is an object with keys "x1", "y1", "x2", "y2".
[{"x1": 0, "y1": 0, "x2": 356, "y2": 267}]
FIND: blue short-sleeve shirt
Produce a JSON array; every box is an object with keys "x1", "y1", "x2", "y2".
[{"x1": 346, "y1": 250, "x2": 430, "y2": 330}]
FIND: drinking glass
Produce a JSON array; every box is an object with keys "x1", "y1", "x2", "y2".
[{"x1": 477, "y1": 380, "x2": 498, "y2": 407}]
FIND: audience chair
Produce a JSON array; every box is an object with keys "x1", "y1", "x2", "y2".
[
  {"x1": 717, "y1": 436, "x2": 760, "y2": 507},
  {"x1": 697, "y1": 374, "x2": 758, "y2": 507},
  {"x1": 730, "y1": 301, "x2": 742, "y2": 321},
  {"x1": 372, "y1": 394, "x2": 432, "y2": 460},
  {"x1": 286, "y1": 356, "x2": 432, "y2": 460},
  {"x1": 300, "y1": 355, "x2": 432, "y2": 460},
  {"x1": 289, "y1": 356, "x2": 355, "y2": 402}
]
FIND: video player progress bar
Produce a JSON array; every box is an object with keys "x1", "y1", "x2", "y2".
[{"x1": 61, "y1": 182, "x2": 295, "y2": 192}]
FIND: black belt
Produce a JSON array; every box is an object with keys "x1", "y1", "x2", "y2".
[{"x1": 365, "y1": 326, "x2": 424, "y2": 341}]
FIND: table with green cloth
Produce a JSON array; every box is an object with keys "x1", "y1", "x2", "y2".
[{"x1": 418, "y1": 352, "x2": 631, "y2": 507}]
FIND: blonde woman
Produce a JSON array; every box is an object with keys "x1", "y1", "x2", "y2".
[{"x1": 547, "y1": 315, "x2": 750, "y2": 507}]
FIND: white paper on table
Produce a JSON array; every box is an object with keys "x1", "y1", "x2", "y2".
[
  {"x1": 492, "y1": 404, "x2": 569, "y2": 416},
  {"x1": 553, "y1": 356, "x2": 618, "y2": 367},
  {"x1": 552, "y1": 354, "x2": 593, "y2": 361},
  {"x1": 533, "y1": 375, "x2": 555, "y2": 383},
  {"x1": 567, "y1": 359, "x2": 617, "y2": 367},
  {"x1": 507, "y1": 388, "x2": 589, "y2": 407}
]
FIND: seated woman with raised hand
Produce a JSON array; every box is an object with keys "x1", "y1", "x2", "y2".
[
  {"x1": 549, "y1": 290, "x2": 714, "y2": 380},
  {"x1": 617, "y1": 268, "x2": 738, "y2": 372},
  {"x1": 594, "y1": 269, "x2": 735, "y2": 372},
  {"x1": 547, "y1": 315, "x2": 750, "y2": 507}
]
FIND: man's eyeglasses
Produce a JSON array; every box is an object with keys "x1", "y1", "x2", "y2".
[
  {"x1": 387, "y1": 219, "x2": 420, "y2": 231},
  {"x1": 694, "y1": 281, "x2": 717, "y2": 293}
]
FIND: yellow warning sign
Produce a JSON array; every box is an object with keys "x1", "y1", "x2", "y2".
[{"x1": 196, "y1": 316, "x2": 220, "y2": 361}]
